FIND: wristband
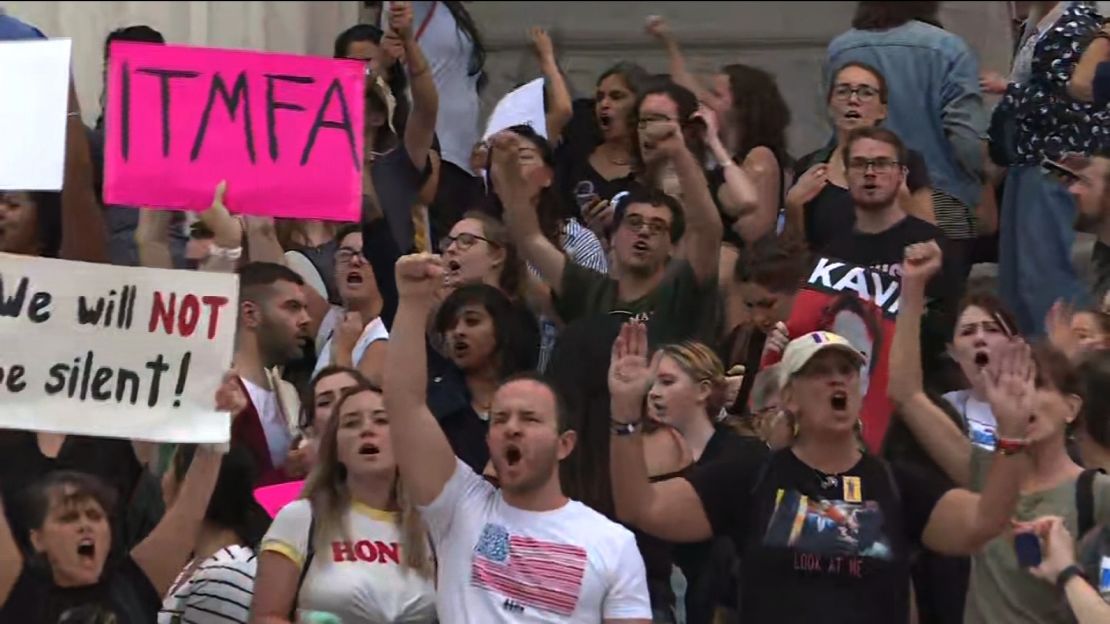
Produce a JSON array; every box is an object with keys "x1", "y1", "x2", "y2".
[
  {"x1": 209, "y1": 245, "x2": 243, "y2": 260},
  {"x1": 996, "y1": 437, "x2": 1028, "y2": 456},
  {"x1": 1056, "y1": 564, "x2": 1085, "y2": 591},
  {"x1": 611, "y1": 420, "x2": 643, "y2": 436}
]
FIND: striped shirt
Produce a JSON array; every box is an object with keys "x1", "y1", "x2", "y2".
[{"x1": 159, "y1": 545, "x2": 257, "y2": 624}]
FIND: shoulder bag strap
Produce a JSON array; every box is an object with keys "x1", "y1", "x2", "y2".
[
  {"x1": 290, "y1": 513, "x2": 317, "y2": 620},
  {"x1": 1078, "y1": 468, "x2": 1105, "y2": 538}
]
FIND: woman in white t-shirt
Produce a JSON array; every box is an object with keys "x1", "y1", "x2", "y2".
[
  {"x1": 939, "y1": 294, "x2": 1019, "y2": 451},
  {"x1": 314, "y1": 225, "x2": 390, "y2": 384},
  {"x1": 252, "y1": 375, "x2": 436, "y2": 623}
]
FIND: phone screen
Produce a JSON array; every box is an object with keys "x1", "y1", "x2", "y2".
[{"x1": 1014, "y1": 532, "x2": 1042, "y2": 568}]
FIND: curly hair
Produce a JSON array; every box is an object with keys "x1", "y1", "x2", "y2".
[{"x1": 720, "y1": 64, "x2": 791, "y2": 162}]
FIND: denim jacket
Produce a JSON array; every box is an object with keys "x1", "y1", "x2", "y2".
[{"x1": 827, "y1": 20, "x2": 986, "y2": 208}]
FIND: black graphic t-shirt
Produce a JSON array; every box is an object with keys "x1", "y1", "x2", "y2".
[
  {"x1": 687, "y1": 449, "x2": 949, "y2": 623},
  {"x1": 0, "y1": 556, "x2": 161, "y2": 623},
  {"x1": 822, "y1": 216, "x2": 963, "y2": 391}
]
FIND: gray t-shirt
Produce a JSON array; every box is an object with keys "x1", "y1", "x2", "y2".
[{"x1": 965, "y1": 447, "x2": 1110, "y2": 623}]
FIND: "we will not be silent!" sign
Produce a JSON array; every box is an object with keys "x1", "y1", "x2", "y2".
[{"x1": 0, "y1": 253, "x2": 239, "y2": 443}]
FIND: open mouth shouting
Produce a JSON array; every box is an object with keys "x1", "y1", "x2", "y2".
[
  {"x1": 632, "y1": 240, "x2": 650, "y2": 255},
  {"x1": 973, "y1": 351, "x2": 990, "y2": 368},
  {"x1": 452, "y1": 339, "x2": 470, "y2": 360},
  {"x1": 345, "y1": 270, "x2": 364, "y2": 287},
  {"x1": 830, "y1": 390, "x2": 848, "y2": 412},
  {"x1": 358, "y1": 442, "x2": 380, "y2": 457},
  {"x1": 598, "y1": 113, "x2": 613, "y2": 130},
  {"x1": 504, "y1": 444, "x2": 523, "y2": 468},
  {"x1": 77, "y1": 538, "x2": 96, "y2": 563},
  {"x1": 843, "y1": 110, "x2": 862, "y2": 122}
]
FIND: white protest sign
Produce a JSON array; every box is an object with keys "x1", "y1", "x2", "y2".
[
  {"x1": 0, "y1": 253, "x2": 239, "y2": 443},
  {"x1": 482, "y1": 77, "x2": 547, "y2": 140},
  {"x1": 0, "y1": 39, "x2": 71, "y2": 190}
]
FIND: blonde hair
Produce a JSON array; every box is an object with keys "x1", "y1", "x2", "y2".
[
  {"x1": 657, "y1": 341, "x2": 727, "y2": 418},
  {"x1": 302, "y1": 383, "x2": 433, "y2": 578}
]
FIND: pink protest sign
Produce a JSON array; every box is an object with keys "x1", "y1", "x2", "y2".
[
  {"x1": 254, "y1": 480, "x2": 305, "y2": 518},
  {"x1": 104, "y1": 42, "x2": 365, "y2": 221}
]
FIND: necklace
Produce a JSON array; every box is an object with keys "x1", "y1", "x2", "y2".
[
  {"x1": 598, "y1": 144, "x2": 631, "y2": 167},
  {"x1": 812, "y1": 467, "x2": 841, "y2": 490}
]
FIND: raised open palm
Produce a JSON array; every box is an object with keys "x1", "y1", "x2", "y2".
[
  {"x1": 982, "y1": 339, "x2": 1035, "y2": 439},
  {"x1": 608, "y1": 322, "x2": 655, "y2": 408}
]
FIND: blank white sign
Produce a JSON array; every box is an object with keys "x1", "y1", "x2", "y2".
[{"x1": 0, "y1": 39, "x2": 71, "y2": 191}]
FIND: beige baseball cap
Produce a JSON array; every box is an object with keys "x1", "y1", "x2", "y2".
[{"x1": 778, "y1": 331, "x2": 865, "y2": 385}]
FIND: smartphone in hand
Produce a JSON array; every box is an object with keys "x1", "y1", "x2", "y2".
[{"x1": 1014, "y1": 532, "x2": 1043, "y2": 568}]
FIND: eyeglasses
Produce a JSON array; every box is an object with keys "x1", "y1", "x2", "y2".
[
  {"x1": 622, "y1": 214, "x2": 670, "y2": 237},
  {"x1": 440, "y1": 232, "x2": 496, "y2": 252},
  {"x1": 847, "y1": 157, "x2": 901, "y2": 173},
  {"x1": 637, "y1": 114, "x2": 677, "y2": 129},
  {"x1": 832, "y1": 84, "x2": 880, "y2": 102},
  {"x1": 334, "y1": 247, "x2": 365, "y2": 266}
]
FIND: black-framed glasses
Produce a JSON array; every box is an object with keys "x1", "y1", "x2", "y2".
[
  {"x1": 440, "y1": 232, "x2": 496, "y2": 252},
  {"x1": 334, "y1": 247, "x2": 366, "y2": 266},
  {"x1": 622, "y1": 214, "x2": 670, "y2": 237},
  {"x1": 832, "y1": 84, "x2": 880, "y2": 102},
  {"x1": 847, "y1": 157, "x2": 900, "y2": 173}
]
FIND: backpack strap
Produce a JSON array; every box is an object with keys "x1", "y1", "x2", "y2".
[
  {"x1": 290, "y1": 512, "x2": 317, "y2": 620},
  {"x1": 1077, "y1": 468, "x2": 1105, "y2": 538}
]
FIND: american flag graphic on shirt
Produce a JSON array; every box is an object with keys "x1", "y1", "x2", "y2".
[{"x1": 470, "y1": 523, "x2": 588, "y2": 616}]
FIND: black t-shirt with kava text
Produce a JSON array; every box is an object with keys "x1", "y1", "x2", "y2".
[{"x1": 686, "y1": 448, "x2": 949, "y2": 623}]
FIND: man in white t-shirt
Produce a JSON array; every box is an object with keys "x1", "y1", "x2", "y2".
[
  {"x1": 232, "y1": 262, "x2": 312, "y2": 485},
  {"x1": 384, "y1": 253, "x2": 651, "y2": 623}
]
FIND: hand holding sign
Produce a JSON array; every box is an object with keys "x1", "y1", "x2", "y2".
[
  {"x1": 214, "y1": 371, "x2": 247, "y2": 417},
  {"x1": 389, "y1": 1, "x2": 415, "y2": 40},
  {"x1": 197, "y1": 181, "x2": 243, "y2": 249}
]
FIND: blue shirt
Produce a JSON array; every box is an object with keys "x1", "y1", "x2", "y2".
[
  {"x1": 0, "y1": 12, "x2": 45, "y2": 40},
  {"x1": 827, "y1": 20, "x2": 986, "y2": 208}
]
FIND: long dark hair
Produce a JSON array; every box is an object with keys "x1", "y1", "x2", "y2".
[
  {"x1": 434, "y1": 283, "x2": 538, "y2": 378},
  {"x1": 171, "y1": 445, "x2": 270, "y2": 549},
  {"x1": 721, "y1": 64, "x2": 791, "y2": 163},
  {"x1": 596, "y1": 62, "x2": 652, "y2": 141},
  {"x1": 333, "y1": 24, "x2": 383, "y2": 58},
  {"x1": 1079, "y1": 351, "x2": 1110, "y2": 447},
  {"x1": 442, "y1": 1, "x2": 488, "y2": 92},
  {"x1": 852, "y1": 1, "x2": 942, "y2": 29},
  {"x1": 28, "y1": 192, "x2": 62, "y2": 258}
]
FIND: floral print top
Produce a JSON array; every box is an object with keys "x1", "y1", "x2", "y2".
[{"x1": 996, "y1": 1, "x2": 1109, "y2": 164}]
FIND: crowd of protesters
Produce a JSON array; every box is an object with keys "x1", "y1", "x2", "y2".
[{"x1": 3, "y1": 0, "x2": 1110, "y2": 622}]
